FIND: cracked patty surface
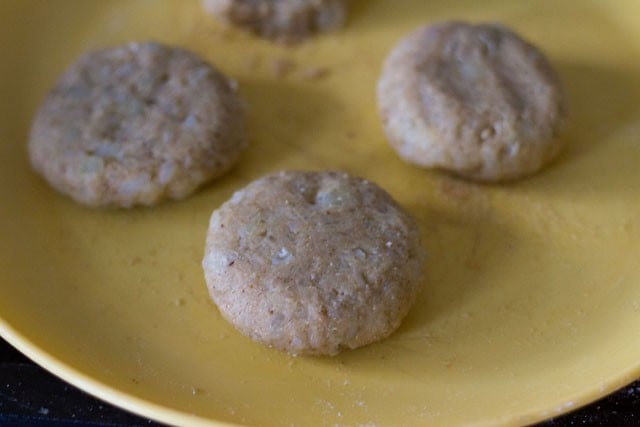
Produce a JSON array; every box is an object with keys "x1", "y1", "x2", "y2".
[
  {"x1": 202, "y1": 171, "x2": 425, "y2": 355},
  {"x1": 29, "y1": 41, "x2": 247, "y2": 207},
  {"x1": 377, "y1": 21, "x2": 567, "y2": 182}
]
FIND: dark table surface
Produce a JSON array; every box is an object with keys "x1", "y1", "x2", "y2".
[{"x1": 1, "y1": 337, "x2": 638, "y2": 427}]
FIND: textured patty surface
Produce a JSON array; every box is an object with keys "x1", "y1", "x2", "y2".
[
  {"x1": 377, "y1": 21, "x2": 567, "y2": 181},
  {"x1": 29, "y1": 41, "x2": 247, "y2": 207},
  {"x1": 202, "y1": 0, "x2": 347, "y2": 43},
  {"x1": 202, "y1": 171, "x2": 425, "y2": 355}
]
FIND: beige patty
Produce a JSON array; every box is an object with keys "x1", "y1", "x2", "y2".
[
  {"x1": 29, "y1": 41, "x2": 247, "y2": 208},
  {"x1": 377, "y1": 21, "x2": 567, "y2": 182},
  {"x1": 202, "y1": 0, "x2": 347, "y2": 43},
  {"x1": 202, "y1": 171, "x2": 425, "y2": 356}
]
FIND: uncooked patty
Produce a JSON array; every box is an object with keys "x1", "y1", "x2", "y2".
[
  {"x1": 202, "y1": 0, "x2": 347, "y2": 43},
  {"x1": 29, "y1": 41, "x2": 247, "y2": 207},
  {"x1": 377, "y1": 21, "x2": 567, "y2": 182},
  {"x1": 202, "y1": 171, "x2": 425, "y2": 355}
]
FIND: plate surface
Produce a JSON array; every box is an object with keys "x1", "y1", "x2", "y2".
[{"x1": 2, "y1": 1, "x2": 640, "y2": 426}]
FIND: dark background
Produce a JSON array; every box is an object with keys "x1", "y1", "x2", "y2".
[{"x1": 1, "y1": 337, "x2": 638, "y2": 426}]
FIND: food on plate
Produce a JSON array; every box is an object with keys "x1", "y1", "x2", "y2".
[
  {"x1": 202, "y1": 0, "x2": 348, "y2": 44},
  {"x1": 377, "y1": 21, "x2": 567, "y2": 182},
  {"x1": 29, "y1": 41, "x2": 247, "y2": 207},
  {"x1": 202, "y1": 170, "x2": 425, "y2": 355}
]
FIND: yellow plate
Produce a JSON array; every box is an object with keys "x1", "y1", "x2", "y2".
[{"x1": 2, "y1": 1, "x2": 640, "y2": 426}]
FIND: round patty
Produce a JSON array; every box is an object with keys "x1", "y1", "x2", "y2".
[
  {"x1": 202, "y1": 171, "x2": 425, "y2": 355},
  {"x1": 29, "y1": 41, "x2": 247, "y2": 208},
  {"x1": 202, "y1": 0, "x2": 347, "y2": 43},
  {"x1": 377, "y1": 21, "x2": 567, "y2": 182}
]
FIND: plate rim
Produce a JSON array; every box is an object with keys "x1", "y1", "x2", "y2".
[
  {"x1": 2, "y1": 316, "x2": 640, "y2": 426},
  {"x1": 0, "y1": 318, "x2": 239, "y2": 427}
]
